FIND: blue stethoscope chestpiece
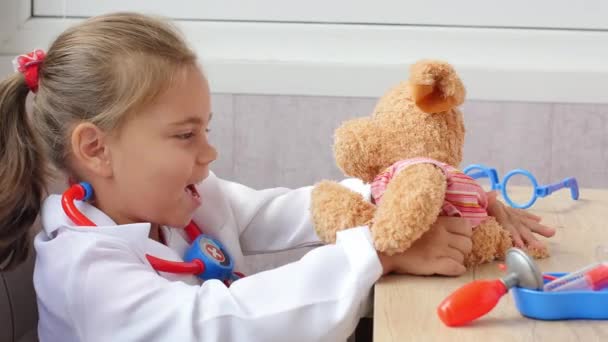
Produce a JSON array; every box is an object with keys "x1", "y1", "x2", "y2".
[{"x1": 184, "y1": 235, "x2": 234, "y2": 281}]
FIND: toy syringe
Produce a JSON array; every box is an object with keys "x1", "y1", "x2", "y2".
[{"x1": 544, "y1": 245, "x2": 608, "y2": 293}]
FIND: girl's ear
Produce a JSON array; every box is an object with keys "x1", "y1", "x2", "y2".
[{"x1": 70, "y1": 122, "x2": 113, "y2": 178}]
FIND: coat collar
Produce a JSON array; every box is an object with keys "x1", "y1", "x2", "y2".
[
  {"x1": 41, "y1": 194, "x2": 152, "y2": 253},
  {"x1": 41, "y1": 194, "x2": 202, "y2": 285},
  {"x1": 40, "y1": 171, "x2": 229, "y2": 257}
]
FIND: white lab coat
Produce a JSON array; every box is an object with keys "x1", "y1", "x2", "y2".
[{"x1": 33, "y1": 172, "x2": 381, "y2": 342}]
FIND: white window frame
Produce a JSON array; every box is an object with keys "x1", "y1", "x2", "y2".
[
  {"x1": 2, "y1": 0, "x2": 608, "y2": 103},
  {"x1": 32, "y1": 0, "x2": 608, "y2": 30}
]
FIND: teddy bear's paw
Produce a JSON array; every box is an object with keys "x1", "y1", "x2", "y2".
[
  {"x1": 371, "y1": 163, "x2": 447, "y2": 255},
  {"x1": 310, "y1": 180, "x2": 376, "y2": 244},
  {"x1": 465, "y1": 217, "x2": 513, "y2": 266},
  {"x1": 372, "y1": 236, "x2": 409, "y2": 256},
  {"x1": 371, "y1": 216, "x2": 425, "y2": 255}
]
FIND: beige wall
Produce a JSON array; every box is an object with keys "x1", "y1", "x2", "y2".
[
  {"x1": 207, "y1": 94, "x2": 608, "y2": 190},
  {"x1": 1, "y1": 60, "x2": 606, "y2": 190}
]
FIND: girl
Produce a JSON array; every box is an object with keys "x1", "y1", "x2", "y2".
[{"x1": 0, "y1": 12, "x2": 554, "y2": 341}]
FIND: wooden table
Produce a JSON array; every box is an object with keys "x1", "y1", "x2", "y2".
[{"x1": 374, "y1": 187, "x2": 608, "y2": 342}]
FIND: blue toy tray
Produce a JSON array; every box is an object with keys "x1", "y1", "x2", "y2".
[{"x1": 511, "y1": 273, "x2": 608, "y2": 320}]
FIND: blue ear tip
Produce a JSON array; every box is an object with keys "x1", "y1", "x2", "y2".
[{"x1": 79, "y1": 182, "x2": 94, "y2": 201}]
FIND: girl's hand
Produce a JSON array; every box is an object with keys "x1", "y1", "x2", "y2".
[
  {"x1": 378, "y1": 217, "x2": 473, "y2": 276},
  {"x1": 485, "y1": 191, "x2": 556, "y2": 250}
]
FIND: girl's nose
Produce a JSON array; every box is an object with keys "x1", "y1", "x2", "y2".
[{"x1": 197, "y1": 141, "x2": 218, "y2": 165}]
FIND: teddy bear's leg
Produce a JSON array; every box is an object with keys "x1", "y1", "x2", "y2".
[
  {"x1": 465, "y1": 217, "x2": 550, "y2": 266},
  {"x1": 464, "y1": 216, "x2": 512, "y2": 266},
  {"x1": 372, "y1": 163, "x2": 447, "y2": 255},
  {"x1": 310, "y1": 180, "x2": 376, "y2": 244},
  {"x1": 525, "y1": 245, "x2": 550, "y2": 260}
]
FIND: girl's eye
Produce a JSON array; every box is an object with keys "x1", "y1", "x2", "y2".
[
  {"x1": 176, "y1": 132, "x2": 195, "y2": 139},
  {"x1": 175, "y1": 128, "x2": 209, "y2": 139}
]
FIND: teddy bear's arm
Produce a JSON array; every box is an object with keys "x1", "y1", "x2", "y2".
[
  {"x1": 310, "y1": 180, "x2": 376, "y2": 244},
  {"x1": 372, "y1": 163, "x2": 447, "y2": 255}
]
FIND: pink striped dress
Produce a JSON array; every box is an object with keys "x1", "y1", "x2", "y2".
[{"x1": 371, "y1": 157, "x2": 488, "y2": 227}]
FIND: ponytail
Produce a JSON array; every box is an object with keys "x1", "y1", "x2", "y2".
[{"x1": 0, "y1": 73, "x2": 49, "y2": 270}]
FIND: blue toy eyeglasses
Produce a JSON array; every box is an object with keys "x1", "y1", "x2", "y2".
[{"x1": 463, "y1": 164, "x2": 579, "y2": 209}]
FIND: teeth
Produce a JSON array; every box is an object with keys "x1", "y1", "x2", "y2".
[{"x1": 185, "y1": 184, "x2": 200, "y2": 199}]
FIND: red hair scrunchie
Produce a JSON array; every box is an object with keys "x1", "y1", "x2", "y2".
[{"x1": 12, "y1": 49, "x2": 46, "y2": 93}]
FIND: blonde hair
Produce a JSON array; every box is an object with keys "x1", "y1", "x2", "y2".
[{"x1": 0, "y1": 12, "x2": 197, "y2": 269}]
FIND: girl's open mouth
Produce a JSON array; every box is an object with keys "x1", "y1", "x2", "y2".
[{"x1": 185, "y1": 184, "x2": 202, "y2": 205}]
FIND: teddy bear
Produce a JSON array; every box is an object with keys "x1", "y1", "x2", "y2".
[{"x1": 310, "y1": 59, "x2": 547, "y2": 266}]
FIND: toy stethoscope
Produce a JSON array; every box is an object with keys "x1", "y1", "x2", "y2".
[
  {"x1": 62, "y1": 182, "x2": 244, "y2": 284},
  {"x1": 437, "y1": 248, "x2": 546, "y2": 326}
]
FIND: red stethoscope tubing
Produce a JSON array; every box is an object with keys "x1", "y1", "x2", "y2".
[
  {"x1": 61, "y1": 185, "x2": 95, "y2": 226},
  {"x1": 62, "y1": 183, "x2": 205, "y2": 275}
]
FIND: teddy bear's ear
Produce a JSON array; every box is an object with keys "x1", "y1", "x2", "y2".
[{"x1": 409, "y1": 60, "x2": 466, "y2": 114}]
